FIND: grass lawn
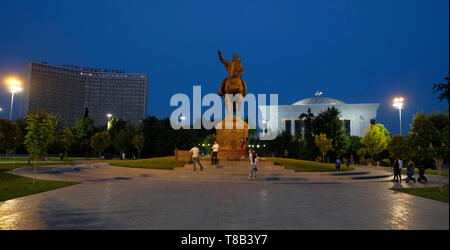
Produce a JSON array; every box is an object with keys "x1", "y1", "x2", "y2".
[
  {"x1": 393, "y1": 185, "x2": 449, "y2": 203},
  {"x1": 107, "y1": 156, "x2": 184, "y2": 170},
  {"x1": 0, "y1": 161, "x2": 70, "y2": 171},
  {"x1": 0, "y1": 157, "x2": 97, "y2": 162},
  {"x1": 0, "y1": 161, "x2": 77, "y2": 202},
  {"x1": 273, "y1": 158, "x2": 355, "y2": 172}
]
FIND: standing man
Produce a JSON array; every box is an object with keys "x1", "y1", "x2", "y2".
[
  {"x1": 189, "y1": 145, "x2": 203, "y2": 171},
  {"x1": 211, "y1": 141, "x2": 219, "y2": 165},
  {"x1": 248, "y1": 149, "x2": 258, "y2": 179}
]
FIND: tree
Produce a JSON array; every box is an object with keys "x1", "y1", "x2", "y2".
[
  {"x1": 266, "y1": 130, "x2": 300, "y2": 158},
  {"x1": 201, "y1": 134, "x2": 216, "y2": 155},
  {"x1": 409, "y1": 111, "x2": 449, "y2": 191},
  {"x1": 113, "y1": 124, "x2": 136, "y2": 157},
  {"x1": 74, "y1": 113, "x2": 95, "y2": 159},
  {"x1": 359, "y1": 124, "x2": 389, "y2": 165},
  {"x1": 62, "y1": 127, "x2": 74, "y2": 160},
  {"x1": 314, "y1": 133, "x2": 333, "y2": 163},
  {"x1": 299, "y1": 108, "x2": 316, "y2": 160},
  {"x1": 312, "y1": 107, "x2": 348, "y2": 160},
  {"x1": 91, "y1": 131, "x2": 112, "y2": 158},
  {"x1": 14, "y1": 117, "x2": 28, "y2": 154},
  {"x1": 132, "y1": 134, "x2": 145, "y2": 159},
  {"x1": 346, "y1": 136, "x2": 363, "y2": 162},
  {"x1": 374, "y1": 123, "x2": 391, "y2": 144},
  {"x1": 433, "y1": 75, "x2": 449, "y2": 103},
  {"x1": 24, "y1": 110, "x2": 56, "y2": 184},
  {"x1": 244, "y1": 116, "x2": 257, "y2": 140},
  {"x1": 388, "y1": 135, "x2": 408, "y2": 159},
  {"x1": 0, "y1": 119, "x2": 21, "y2": 158}
]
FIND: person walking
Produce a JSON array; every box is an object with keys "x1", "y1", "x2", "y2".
[
  {"x1": 189, "y1": 145, "x2": 203, "y2": 171},
  {"x1": 211, "y1": 141, "x2": 219, "y2": 165},
  {"x1": 248, "y1": 150, "x2": 258, "y2": 179},
  {"x1": 393, "y1": 158, "x2": 401, "y2": 183},
  {"x1": 335, "y1": 159, "x2": 341, "y2": 170}
]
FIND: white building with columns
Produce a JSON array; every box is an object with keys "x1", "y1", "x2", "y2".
[{"x1": 259, "y1": 93, "x2": 380, "y2": 138}]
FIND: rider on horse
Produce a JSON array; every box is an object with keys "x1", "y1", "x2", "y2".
[{"x1": 217, "y1": 50, "x2": 247, "y2": 97}]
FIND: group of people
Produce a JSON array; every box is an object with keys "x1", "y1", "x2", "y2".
[
  {"x1": 188, "y1": 141, "x2": 220, "y2": 171},
  {"x1": 189, "y1": 141, "x2": 258, "y2": 179}
]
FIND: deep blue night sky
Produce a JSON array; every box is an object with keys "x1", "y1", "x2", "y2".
[{"x1": 0, "y1": 0, "x2": 448, "y2": 135}]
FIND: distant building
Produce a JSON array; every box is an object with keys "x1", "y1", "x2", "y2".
[
  {"x1": 259, "y1": 92, "x2": 379, "y2": 137},
  {"x1": 21, "y1": 62, "x2": 148, "y2": 126}
]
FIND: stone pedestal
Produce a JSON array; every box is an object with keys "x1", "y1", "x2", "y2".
[{"x1": 215, "y1": 116, "x2": 248, "y2": 161}]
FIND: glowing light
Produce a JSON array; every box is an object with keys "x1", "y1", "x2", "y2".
[
  {"x1": 392, "y1": 96, "x2": 405, "y2": 135},
  {"x1": 4, "y1": 76, "x2": 22, "y2": 120},
  {"x1": 106, "y1": 114, "x2": 113, "y2": 130},
  {"x1": 5, "y1": 77, "x2": 22, "y2": 94},
  {"x1": 393, "y1": 97, "x2": 405, "y2": 109}
]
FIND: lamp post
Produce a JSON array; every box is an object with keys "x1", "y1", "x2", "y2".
[
  {"x1": 7, "y1": 78, "x2": 22, "y2": 120},
  {"x1": 393, "y1": 97, "x2": 405, "y2": 135},
  {"x1": 107, "y1": 113, "x2": 112, "y2": 130}
]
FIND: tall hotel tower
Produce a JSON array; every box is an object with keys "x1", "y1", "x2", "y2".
[{"x1": 21, "y1": 62, "x2": 148, "y2": 126}]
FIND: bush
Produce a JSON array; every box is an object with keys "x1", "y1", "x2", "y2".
[{"x1": 381, "y1": 158, "x2": 391, "y2": 166}]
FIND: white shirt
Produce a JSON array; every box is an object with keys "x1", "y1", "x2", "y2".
[
  {"x1": 399, "y1": 159, "x2": 403, "y2": 169},
  {"x1": 249, "y1": 153, "x2": 258, "y2": 164},
  {"x1": 212, "y1": 143, "x2": 219, "y2": 152},
  {"x1": 189, "y1": 147, "x2": 200, "y2": 158}
]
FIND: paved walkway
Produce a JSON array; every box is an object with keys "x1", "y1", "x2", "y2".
[
  {"x1": 0, "y1": 180, "x2": 448, "y2": 230},
  {"x1": 1, "y1": 162, "x2": 448, "y2": 230},
  {"x1": 8, "y1": 161, "x2": 449, "y2": 185}
]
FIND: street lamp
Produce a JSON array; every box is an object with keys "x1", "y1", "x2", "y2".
[
  {"x1": 392, "y1": 97, "x2": 405, "y2": 135},
  {"x1": 107, "y1": 113, "x2": 112, "y2": 130},
  {"x1": 6, "y1": 78, "x2": 22, "y2": 120}
]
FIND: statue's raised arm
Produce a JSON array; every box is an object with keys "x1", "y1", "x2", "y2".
[{"x1": 218, "y1": 50, "x2": 232, "y2": 74}]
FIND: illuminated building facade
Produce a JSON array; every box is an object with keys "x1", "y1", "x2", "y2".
[{"x1": 21, "y1": 62, "x2": 148, "y2": 126}]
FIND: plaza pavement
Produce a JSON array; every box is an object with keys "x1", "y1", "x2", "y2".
[{"x1": 0, "y1": 162, "x2": 448, "y2": 230}]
